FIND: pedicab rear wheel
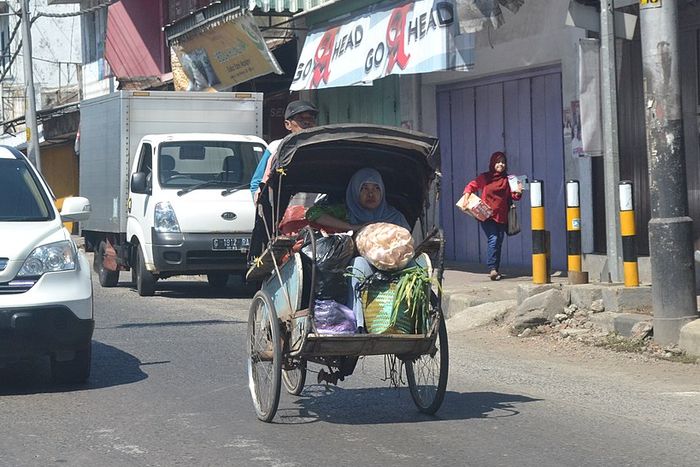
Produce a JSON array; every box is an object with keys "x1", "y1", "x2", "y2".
[
  {"x1": 405, "y1": 316, "x2": 448, "y2": 414},
  {"x1": 282, "y1": 359, "x2": 307, "y2": 396},
  {"x1": 247, "y1": 290, "x2": 282, "y2": 422}
]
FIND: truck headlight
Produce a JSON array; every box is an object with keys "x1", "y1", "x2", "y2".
[
  {"x1": 154, "y1": 201, "x2": 181, "y2": 233},
  {"x1": 17, "y1": 240, "x2": 77, "y2": 277}
]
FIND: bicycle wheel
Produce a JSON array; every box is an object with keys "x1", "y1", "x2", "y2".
[
  {"x1": 282, "y1": 359, "x2": 307, "y2": 396},
  {"x1": 247, "y1": 290, "x2": 282, "y2": 422},
  {"x1": 405, "y1": 315, "x2": 449, "y2": 414}
]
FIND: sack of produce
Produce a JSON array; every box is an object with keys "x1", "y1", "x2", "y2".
[
  {"x1": 354, "y1": 222, "x2": 414, "y2": 271},
  {"x1": 300, "y1": 232, "x2": 354, "y2": 302},
  {"x1": 313, "y1": 299, "x2": 357, "y2": 335},
  {"x1": 359, "y1": 265, "x2": 432, "y2": 335}
]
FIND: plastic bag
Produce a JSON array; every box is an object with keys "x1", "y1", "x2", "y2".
[
  {"x1": 354, "y1": 222, "x2": 414, "y2": 271},
  {"x1": 301, "y1": 233, "x2": 355, "y2": 301},
  {"x1": 313, "y1": 299, "x2": 357, "y2": 335}
]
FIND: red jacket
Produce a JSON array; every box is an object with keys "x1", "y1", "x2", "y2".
[{"x1": 464, "y1": 152, "x2": 521, "y2": 224}]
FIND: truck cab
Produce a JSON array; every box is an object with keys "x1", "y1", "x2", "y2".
[{"x1": 100, "y1": 133, "x2": 266, "y2": 295}]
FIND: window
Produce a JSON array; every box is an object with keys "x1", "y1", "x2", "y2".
[
  {"x1": 82, "y1": 7, "x2": 107, "y2": 64},
  {"x1": 0, "y1": 160, "x2": 52, "y2": 221},
  {"x1": 137, "y1": 143, "x2": 153, "y2": 176},
  {"x1": 0, "y1": 2, "x2": 9, "y2": 74},
  {"x1": 157, "y1": 141, "x2": 266, "y2": 187}
]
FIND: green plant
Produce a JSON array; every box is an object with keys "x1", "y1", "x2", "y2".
[{"x1": 392, "y1": 266, "x2": 439, "y2": 333}]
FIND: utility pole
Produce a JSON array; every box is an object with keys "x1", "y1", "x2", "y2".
[
  {"x1": 20, "y1": 0, "x2": 41, "y2": 171},
  {"x1": 599, "y1": 0, "x2": 622, "y2": 282},
  {"x1": 639, "y1": 0, "x2": 698, "y2": 345}
]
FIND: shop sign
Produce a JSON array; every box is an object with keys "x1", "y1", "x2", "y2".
[
  {"x1": 291, "y1": 0, "x2": 472, "y2": 90},
  {"x1": 171, "y1": 12, "x2": 283, "y2": 91}
]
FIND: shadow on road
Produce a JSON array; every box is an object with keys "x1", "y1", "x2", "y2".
[
  {"x1": 0, "y1": 341, "x2": 148, "y2": 395},
  {"x1": 113, "y1": 319, "x2": 246, "y2": 329},
  {"x1": 110, "y1": 278, "x2": 259, "y2": 300},
  {"x1": 274, "y1": 385, "x2": 541, "y2": 425}
]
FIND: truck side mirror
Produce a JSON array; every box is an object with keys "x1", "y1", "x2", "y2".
[{"x1": 130, "y1": 172, "x2": 150, "y2": 194}]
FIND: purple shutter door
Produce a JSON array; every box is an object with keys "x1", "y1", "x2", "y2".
[
  {"x1": 437, "y1": 91, "x2": 456, "y2": 260},
  {"x1": 438, "y1": 69, "x2": 565, "y2": 271}
]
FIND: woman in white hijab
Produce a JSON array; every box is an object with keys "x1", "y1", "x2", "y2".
[
  {"x1": 306, "y1": 168, "x2": 411, "y2": 332},
  {"x1": 305, "y1": 168, "x2": 409, "y2": 232}
]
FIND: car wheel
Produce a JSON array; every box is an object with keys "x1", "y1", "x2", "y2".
[
  {"x1": 207, "y1": 272, "x2": 229, "y2": 288},
  {"x1": 51, "y1": 345, "x2": 92, "y2": 384},
  {"x1": 94, "y1": 241, "x2": 119, "y2": 287},
  {"x1": 135, "y1": 247, "x2": 156, "y2": 296}
]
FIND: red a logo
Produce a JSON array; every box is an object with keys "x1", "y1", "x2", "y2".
[
  {"x1": 385, "y1": 4, "x2": 412, "y2": 74},
  {"x1": 310, "y1": 28, "x2": 339, "y2": 89}
]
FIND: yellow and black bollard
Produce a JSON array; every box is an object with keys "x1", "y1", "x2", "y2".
[
  {"x1": 531, "y1": 180, "x2": 549, "y2": 284},
  {"x1": 619, "y1": 181, "x2": 639, "y2": 287},
  {"x1": 566, "y1": 180, "x2": 582, "y2": 273}
]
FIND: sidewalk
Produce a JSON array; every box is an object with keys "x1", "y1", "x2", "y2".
[{"x1": 440, "y1": 261, "x2": 700, "y2": 359}]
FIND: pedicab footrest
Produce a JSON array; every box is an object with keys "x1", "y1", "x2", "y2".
[
  {"x1": 301, "y1": 333, "x2": 433, "y2": 358},
  {"x1": 246, "y1": 236, "x2": 296, "y2": 282}
]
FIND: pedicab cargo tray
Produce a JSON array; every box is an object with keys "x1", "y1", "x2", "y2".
[
  {"x1": 291, "y1": 308, "x2": 440, "y2": 358},
  {"x1": 300, "y1": 332, "x2": 436, "y2": 358}
]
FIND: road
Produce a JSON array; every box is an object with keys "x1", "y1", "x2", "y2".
[{"x1": 1, "y1": 260, "x2": 700, "y2": 466}]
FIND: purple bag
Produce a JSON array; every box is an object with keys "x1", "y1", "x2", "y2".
[{"x1": 313, "y1": 300, "x2": 357, "y2": 335}]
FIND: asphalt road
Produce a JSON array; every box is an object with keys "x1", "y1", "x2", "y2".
[{"x1": 1, "y1": 262, "x2": 699, "y2": 466}]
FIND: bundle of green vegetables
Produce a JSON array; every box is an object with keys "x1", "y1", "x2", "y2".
[{"x1": 391, "y1": 265, "x2": 437, "y2": 334}]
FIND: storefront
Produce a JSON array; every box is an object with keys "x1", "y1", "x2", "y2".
[{"x1": 293, "y1": 0, "x2": 473, "y2": 127}]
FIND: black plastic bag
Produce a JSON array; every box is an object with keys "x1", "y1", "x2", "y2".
[{"x1": 301, "y1": 233, "x2": 355, "y2": 302}]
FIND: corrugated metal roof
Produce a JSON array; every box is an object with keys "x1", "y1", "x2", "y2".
[{"x1": 249, "y1": 0, "x2": 337, "y2": 13}]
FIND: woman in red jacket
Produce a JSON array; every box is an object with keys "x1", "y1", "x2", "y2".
[{"x1": 463, "y1": 151, "x2": 522, "y2": 280}]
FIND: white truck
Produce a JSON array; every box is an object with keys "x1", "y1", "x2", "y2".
[{"x1": 79, "y1": 90, "x2": 266, "y2": 295}]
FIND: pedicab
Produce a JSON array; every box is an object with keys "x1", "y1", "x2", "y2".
[{"x1": 245, "y1": 124, "x2": 448, "y2": 422}]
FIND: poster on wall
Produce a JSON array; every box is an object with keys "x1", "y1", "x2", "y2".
[
  {"x1": 171, "y1": 12, "x2": 283, "y2": 91},
  {"x1": 290, "y1": 0, "x2": 473, "y2": 91}
]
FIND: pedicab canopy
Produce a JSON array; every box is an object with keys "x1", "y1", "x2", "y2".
[{"x1": 263, "y1": 124, "x2": 441, "y2": 231}]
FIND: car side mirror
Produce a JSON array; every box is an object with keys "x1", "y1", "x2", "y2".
[
  {"x1": 60, "y1": 196, "x2": 91, "y2": 222},
  {"x1": 130, "y1": 172, "x2": 150, "y2": 194}
]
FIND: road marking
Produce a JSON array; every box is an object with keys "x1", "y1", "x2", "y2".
[{"x1": 659, "y1": 391, "x2": 700, "y2": 397}]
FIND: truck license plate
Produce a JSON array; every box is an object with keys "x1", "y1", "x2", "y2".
[{"x1": 212, "y1": 238, "x2": 249, "y2": 251}]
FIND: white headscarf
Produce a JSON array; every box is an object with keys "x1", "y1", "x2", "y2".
[{"x1": 345, "y1": 168, "x2": 409, "y2": 229}]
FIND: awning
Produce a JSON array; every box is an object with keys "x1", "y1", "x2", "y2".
[
  {"x1": 248, "y1": 0, "x2": 339, "y2": 14},
  {"x1": 290, "y1": 0, "x2": 473, "y2": 91}
]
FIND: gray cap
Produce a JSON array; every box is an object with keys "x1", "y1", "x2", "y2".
[{"x1": 284, "y1": 100, "x2": 318, "y2": 120}]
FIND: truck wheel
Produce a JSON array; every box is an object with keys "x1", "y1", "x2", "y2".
[
  {"x1": 207, "y1": 272, "x2": 229, "y2": 288},
  {"x1": 51, "y1": 345, "x2": 91, "y2": 384},
  {"x1": 94, "y1": 241, "x2": 119, "y2": 287},
  {"x1": 135, "y1": 247, "x2": 156, "y2": 296}
]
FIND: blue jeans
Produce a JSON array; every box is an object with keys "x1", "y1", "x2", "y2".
[{"x1": 480, "y1": 219, "x2": 506, "y2": 272}]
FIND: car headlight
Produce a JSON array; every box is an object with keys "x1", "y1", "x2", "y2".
[
  {"x1": 17, "y1": 240, "x2": 77, "y2": 277},
  {"x1": 154, "y1": 201, "x2": 181, "y2": 233}
]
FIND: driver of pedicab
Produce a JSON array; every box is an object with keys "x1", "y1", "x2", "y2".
[
  {"x1": 250, "y1": 100, "x2": 319, "y2": 203},
  {"x1": 306, "y1": 168, "x2": 410, "y2": 333}
]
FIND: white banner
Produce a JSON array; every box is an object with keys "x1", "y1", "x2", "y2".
[{"x1": 290, "y1": 0, "x2": 473, "y2": 91}]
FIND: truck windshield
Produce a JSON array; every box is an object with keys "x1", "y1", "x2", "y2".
[
  {"x1": 0, "y1": 160, "x2": 53, "y2": 221},
  {"x1": 158, "y1": 141, "x2": 265, "y2": 189}
]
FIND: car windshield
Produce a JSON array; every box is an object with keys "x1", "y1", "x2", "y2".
[
  {"x1": 0, "y1": 159, "x2": 53, "y2": 221},
  {"x1": 158, "y1": 141, "x2": 265, "y2": 189}
]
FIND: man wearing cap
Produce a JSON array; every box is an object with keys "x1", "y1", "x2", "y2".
[{"x1": 249, "y1": 100, "x2": 318, "y2": 202}]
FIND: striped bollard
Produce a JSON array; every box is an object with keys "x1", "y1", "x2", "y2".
[
  {"x1": 619, "y1": 181, "x2": 639, "y2": 287},
  {"x1": 531, "y1": 180, "x2": 549, "y2": 284},
  {"x1": 566, "y1": 180, "x2": 582, "y2": 273}
]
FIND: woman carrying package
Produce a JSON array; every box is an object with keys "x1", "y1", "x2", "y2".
[
  {"x1": 306, "y1": 168, "x2": 411, "y2": 332},
  {"x1": 463, "y1": 151, "x2": 522, "y2": 281}
]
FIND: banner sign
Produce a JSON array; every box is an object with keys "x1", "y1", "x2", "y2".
[
  {"x1": 290, "y1": 0, "x2": 473, "y2": 91},
  {"x1": 171, "y1": 12, "x2": 283, "y2": 91}
]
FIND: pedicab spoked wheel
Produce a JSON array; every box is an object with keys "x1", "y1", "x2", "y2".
[
  {"x1": 247, "y1": 290, "x2": 282, "y2": 422},
  {"x1": 405, "y1": 316, "x2": 449, "y2": 414},
  {"x1": 282, "y1": 359, "x2": 307, "y2": 396}
]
